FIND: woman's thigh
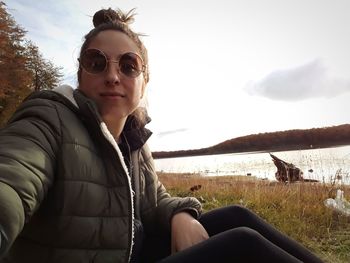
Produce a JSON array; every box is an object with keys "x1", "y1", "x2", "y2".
[
  {"x1": 198, "y1": 205, "x2": 323, "y2": 263},
  {"x1": 198, "y1": 205, "x2": 261, "y2": 235},
  {"x1": 158, "y1": 226, "x2": 301, "y2": 263}
]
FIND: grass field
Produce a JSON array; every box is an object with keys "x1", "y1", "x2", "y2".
[{"x1": 158, "y1": 172, "x2": 350, "y2": 263}]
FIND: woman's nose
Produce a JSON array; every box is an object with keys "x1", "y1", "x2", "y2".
[{"x1": 104, "y1": 62, "x2": 121, "y2": 86}]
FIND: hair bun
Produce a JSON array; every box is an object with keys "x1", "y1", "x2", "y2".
[{"x1": 93, "y1": 8, "x2": 135, "y2": 28}]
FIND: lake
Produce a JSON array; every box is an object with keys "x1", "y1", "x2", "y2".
[{"x1": 154, "y1": 145, "x2": 350, "y2": 184}]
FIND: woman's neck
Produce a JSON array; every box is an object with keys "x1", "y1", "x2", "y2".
[{"x1": 102, "y1": 116, "x2": 127, "y2": 143}]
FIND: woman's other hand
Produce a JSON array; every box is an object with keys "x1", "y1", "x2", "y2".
[{"x1": 170, "y1": 212, "x2": 209, "y2": 254}]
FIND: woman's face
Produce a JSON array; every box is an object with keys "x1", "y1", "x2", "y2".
[{"x1": 79, "y1": 30, "x2": 145, "y2": 122}]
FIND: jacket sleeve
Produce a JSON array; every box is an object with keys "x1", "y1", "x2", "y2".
[
  {"x1": 0, "y1": 99, "x2": 61, "y2": 255},
  {"x1": 139, "y1": 144, "x2": 202, "y2": 234},
  {"x1": 0, "y1": 227, "x2": 3, "y2": 254}
]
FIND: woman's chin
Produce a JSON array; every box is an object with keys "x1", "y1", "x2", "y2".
[{"x1": 100, "y1": 111, "x2": 128, "y2": 122}]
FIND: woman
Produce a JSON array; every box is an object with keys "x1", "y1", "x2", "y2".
[{"x1": 0, "y1": 8, "x2": 323, "y2": 263}]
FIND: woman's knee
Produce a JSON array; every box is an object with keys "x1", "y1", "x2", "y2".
[
  {"x1": 222, "y1": 227, "x2": 264, "y2": 253},
  {"x1": 231, "y1": 226, "x2": 261, "y2": 241},
  {"x1": 199, "y1": 205, "x2": 258, "y2": 236},
  {"x1": 226, "y1": 204, "x2": 254, "y2": 219}
]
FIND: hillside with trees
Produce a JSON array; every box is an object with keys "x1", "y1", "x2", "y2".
[
  {"x1": 152, "y1": 124, "x2": 350, "y2": 159},
  {"x1": 0, "y1": 2, "x2": 62, "y2": 126}
]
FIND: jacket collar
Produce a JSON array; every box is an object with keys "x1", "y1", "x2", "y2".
[
  {"x1": 26, "y1": 85, "x2": 152, "y2": 151},
  {"x1": 73, "y1": 88, "x2": 152, "y2": 151},
  {"x1": 123, "y1": 113, "x2": 152, "y2": 151}
]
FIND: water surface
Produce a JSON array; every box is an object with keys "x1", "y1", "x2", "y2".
[{"x1": 154, "y1": 145, "x2": 350, "y2": 184}]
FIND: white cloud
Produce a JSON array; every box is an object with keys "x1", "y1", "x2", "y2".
[
  {"x1": 156, "y1": 128, "x2": 188, "y2": 138},
  {"x1": 245, "y1": 59, "x2": 350, "y2": 101}
]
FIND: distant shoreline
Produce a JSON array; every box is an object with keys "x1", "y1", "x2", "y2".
[
  {"x1": 153, "y1": 143, "x2": 349, "y2": 159},
  {"x1": 152, "y1": 124, "x2": 350, "y2": 159}
]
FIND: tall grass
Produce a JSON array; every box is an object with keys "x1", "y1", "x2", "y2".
[{"x1": 159, "y1": 172, "x2": 350, "y2": 263}]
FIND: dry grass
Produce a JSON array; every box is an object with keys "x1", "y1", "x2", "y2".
[{"x1": 159, "y1": 172, "x2": 350, "y2": 263}]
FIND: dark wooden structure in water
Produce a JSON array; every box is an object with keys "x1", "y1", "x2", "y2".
[{"x1": 269, "y1": 153, "x2": 304, "y2": 183}]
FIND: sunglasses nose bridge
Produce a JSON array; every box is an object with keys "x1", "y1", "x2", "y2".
[
  {"x1": 105, "y1": 58, "x2": 122, "y2": 75},
  {"x1": 108, "y1": 59, "x2": 120, "y2": 65},
  {"x1": 103, "y1": 58, "x2": 123, "y2": 83}
]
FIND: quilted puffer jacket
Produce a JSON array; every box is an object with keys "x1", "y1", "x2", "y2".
[{"x1": 0, "y1": 85, "x2": 202, "y2": 263}]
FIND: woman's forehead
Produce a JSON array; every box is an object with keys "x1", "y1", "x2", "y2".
[{"x1": 88, "y1": 30, "x2": 140, "y2": 55}]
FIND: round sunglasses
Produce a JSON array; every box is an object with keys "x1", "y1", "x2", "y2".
[{"x1": 79, "y1": 48, "x2": 145, "y2": 78}]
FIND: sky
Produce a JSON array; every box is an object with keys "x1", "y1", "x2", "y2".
[{"x1": 6, "y1": 0, "x2": 350, "y2": 151}]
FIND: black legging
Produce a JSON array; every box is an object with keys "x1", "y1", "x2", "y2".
[{"x1": 140, "y1": 205, "x2": 324, "y2": 263}]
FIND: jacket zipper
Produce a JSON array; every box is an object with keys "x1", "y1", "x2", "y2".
[{"x1": 86, "y1": 103, "x2": 134, "y2": 262}]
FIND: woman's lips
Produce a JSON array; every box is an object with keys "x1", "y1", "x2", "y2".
[{"x1": 100, "y1": 92, "x2": 125, "y2": 99}]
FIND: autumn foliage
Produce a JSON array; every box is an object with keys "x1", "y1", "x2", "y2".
[{"x1": 0, "y1": 2, "x2": 62, "y2": 126}]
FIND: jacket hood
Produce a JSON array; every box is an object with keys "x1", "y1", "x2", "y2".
[{"x1": 53, "y1": 85, "x2": 78, "y2": 107}]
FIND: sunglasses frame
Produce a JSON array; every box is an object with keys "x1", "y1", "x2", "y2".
[{"x1": 79, "y1": 48, "x2": 146, "y2": 78}]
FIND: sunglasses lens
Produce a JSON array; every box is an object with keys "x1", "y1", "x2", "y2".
[
  {"x1": 81, "y1": 49, "x2": 107, "y2": 74},
  {"x1": 80, "y1": 49, "x2": 144, "y2": 77},
  {"x1": 119, "y1": 53, "x2": 143, "y2": 78}
]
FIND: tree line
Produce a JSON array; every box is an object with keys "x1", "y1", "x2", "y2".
[
  {"x1": 152, "y1": 124, "x2": 350, "y2": 159},
  {"x1": 0, "y1": 1, "x2": 62, "y2": 126}
]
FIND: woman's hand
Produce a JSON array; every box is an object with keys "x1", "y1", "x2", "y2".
[{"x1": 171, "y1": 212, "x2": 209, "y2": 254}]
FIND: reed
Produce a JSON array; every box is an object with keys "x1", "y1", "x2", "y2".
[{"x1": 158, "y1": 172, "x2": 350, "y2": 263}]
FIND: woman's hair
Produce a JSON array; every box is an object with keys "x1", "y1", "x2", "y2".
[{"x1": 78, "y1": 8, "x2": 150, "y2": 127}]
